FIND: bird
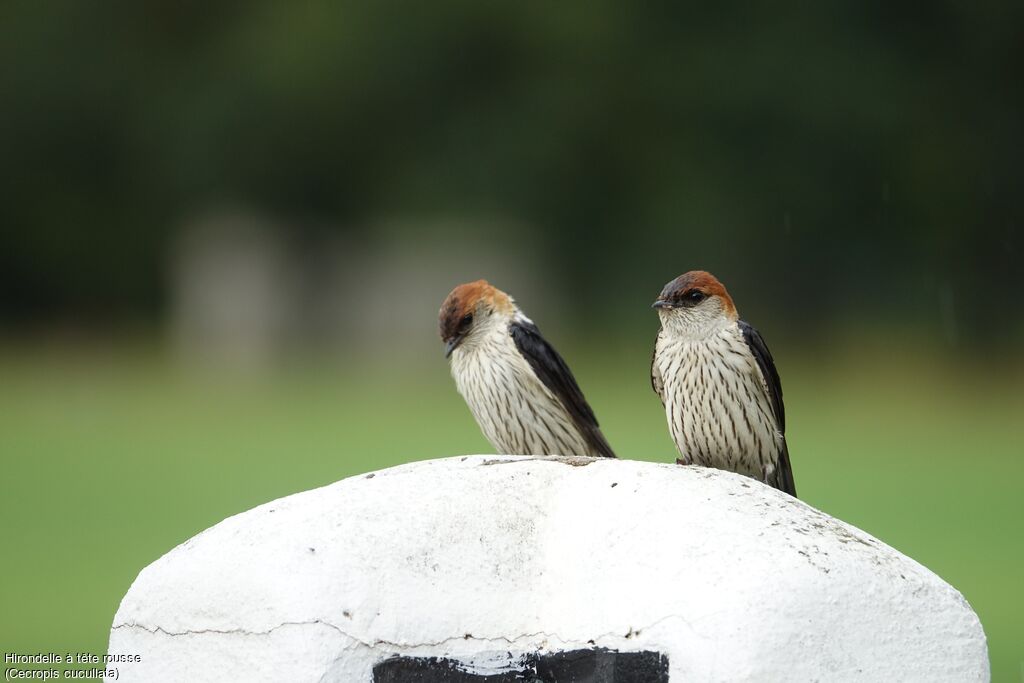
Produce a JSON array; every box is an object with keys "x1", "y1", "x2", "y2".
[
  {"x1": 439, "y1": 280, "x2": 616, "y2": 459},
  {"x1": 650, "y1": 270, "x2": 796, "y2": 496}
]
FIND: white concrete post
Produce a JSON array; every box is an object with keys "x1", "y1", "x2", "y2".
[{"x1": 108, "y1": 456, "x2": 988, "y2": 682}]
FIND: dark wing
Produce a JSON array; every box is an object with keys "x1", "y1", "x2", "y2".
[
  {"x1": 509, "y1": 320, "x2": 616, "y2": 458},
  {"x1": 739, "y1": 320, "x2": 797, "y2": 497},
  {"x1": 650, "y1": 329, "x2": 665, "y2": 405}
]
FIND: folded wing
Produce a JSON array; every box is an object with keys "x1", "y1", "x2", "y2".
[{"x1": 509, "y1": 320, "x2": 617, "y2": 458}]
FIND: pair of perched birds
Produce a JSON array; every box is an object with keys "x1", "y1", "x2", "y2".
[{"x1": 438, "y1": 271, "x2": 796, "y2": 498}]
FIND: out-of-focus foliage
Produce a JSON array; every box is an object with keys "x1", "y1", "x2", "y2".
[{"x1": 1, "y1": 1, "x2": 1022, "y2": 343}]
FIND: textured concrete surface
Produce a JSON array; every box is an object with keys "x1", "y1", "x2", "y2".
[{"x1": 109, "y1": 455, "x2": 989, "y2": 681}]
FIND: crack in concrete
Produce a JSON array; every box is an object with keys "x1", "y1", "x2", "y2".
[
  {"x1": 111, "y1": 620, "x2": 347, "y2": 639},
  {"x1": 110, "y1": 617, "x2": 671, "y2": 653}
]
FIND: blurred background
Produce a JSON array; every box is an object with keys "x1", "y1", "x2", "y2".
[{"x1": 1, "y1": 1, "x2": 1021, "y2": 678}]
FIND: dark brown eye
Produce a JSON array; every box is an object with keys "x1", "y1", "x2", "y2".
[
  {"x1": 460, "y1": 313, "x2": 473, "y2": 327},
  {"x1": 686, "y1": 290, "x2": 706, "y2": 304}
]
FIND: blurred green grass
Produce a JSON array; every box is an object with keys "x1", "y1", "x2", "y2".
[{"x1": 0, "y1": 344, "x2": 1021, "y2": 679}]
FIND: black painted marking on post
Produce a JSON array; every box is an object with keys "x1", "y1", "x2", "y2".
[{"x1": 372, "y1": 648, "x2": 669, "y2": 682}]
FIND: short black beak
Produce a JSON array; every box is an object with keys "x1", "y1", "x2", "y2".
[
  {"x1": 652, "y1": 299, "x2": 673, "y2": 310},
  {"x1": 444, "y1": 335, "x2": 463, "y2": 358}
]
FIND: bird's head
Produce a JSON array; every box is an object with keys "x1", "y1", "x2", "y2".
[
  {"x1": 439, "y1": 280, "x2": 516, "y2": 357},
  {"x1": 652, "y1": 271, "x2": 738, "y2": 338}
]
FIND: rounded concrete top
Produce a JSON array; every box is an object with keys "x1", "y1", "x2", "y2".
[{"x1": 109, "y1": 455, "x2": 988, "y2": 682}]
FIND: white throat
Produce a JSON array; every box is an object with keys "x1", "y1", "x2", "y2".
[{"x1": 658, "y1": 308, "x2": 733, "y2": 342}]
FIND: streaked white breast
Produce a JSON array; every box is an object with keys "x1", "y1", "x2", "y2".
[
  {"x1": 450, "y1": 326, "x2": 593, "y2": 457},
  {"x1": 654, "y1": 324, "x2": 783, "y2": 480}
]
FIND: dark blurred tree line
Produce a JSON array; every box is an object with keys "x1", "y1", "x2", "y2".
[{"x1": 1, "y1": 1, "x2": 1021, "y2": 345}]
